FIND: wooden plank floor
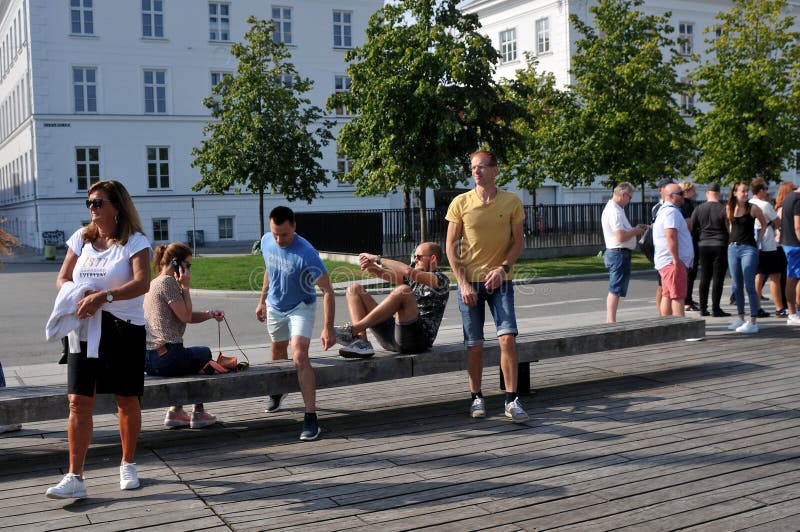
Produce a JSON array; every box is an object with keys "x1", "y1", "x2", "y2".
[{"x1": 1, "y1": 319, "x2": 800, "y2": 530}]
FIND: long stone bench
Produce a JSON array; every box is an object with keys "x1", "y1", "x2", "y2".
[{"x1": 0, "y1": 316, "x2": 704, "y2": 425}]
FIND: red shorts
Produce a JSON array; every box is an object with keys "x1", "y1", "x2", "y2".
[{"x1": 659, "y1": 262, "x2": 687, "y2": 300}]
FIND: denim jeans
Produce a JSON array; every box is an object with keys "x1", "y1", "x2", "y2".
[
  {"x1": 728, "y1": 244, "x2": 759, "y2": 318},
  {"x1": 456, "y1": 281, "x2": 518, "y2": 347}
]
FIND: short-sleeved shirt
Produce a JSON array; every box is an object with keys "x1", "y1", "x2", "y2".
[
  {"x1": 408, "y1": 270, "x2": 450, "y2": 340},
  {"x1": 750, "y1": 197, "x2": 778, "y2": 252},
  {"x1": 690, "y1": 201, "x2": 729, "y2": 247},
  {"x1": 261, "y1": 232, "x2": 327, "y2": 312},
  {"x1": 653, "y1": 203, "x2": 694, "y2": 270},
  {"x1": 66, "y1": 228, "x2": 151, "y2": 325},
  {"x1": 781, "y1": 192, "x2": 800, "y2": 247},
  {"x1": 601, "y1": 199, "x2": 636, "y2": 250},
  {"x1": 144, "y1": 274, "x2": 186, "y2": 349},
  {"x1": 445, "y1": 189, "x2": 525, "y2": 282}
]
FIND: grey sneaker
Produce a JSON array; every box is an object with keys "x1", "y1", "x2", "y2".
[
  {"x1": 265, "y1": 393, "x2": 288, "y2": 412},
  {"x1": 119, "y1": 461, "x2": 140, "y2": 490},
  {"x1": 46, "y1": 473, "x2": 87, "y2": 499},
  {"x1": 470, "y1": 397, "x2": 486, "y2": 418},
  {"x1": 339, "y1": 339, "x2": 375, "y2": 359},
  {"x1": 504, "y1": 398, "x2": 530, "y2": 423},
  {"x1": 334, "y1": 323, "x2": 355, "y2": 345},
  {"x1": 299, "y1": 414, "x2": 321, "y2": 441}
]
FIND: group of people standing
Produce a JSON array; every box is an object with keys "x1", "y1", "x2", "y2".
[
  {"x1": 602, "y1": 177, "x2": 800, "y2": 332},
  {"x1": 42, "y1": 149, "x2": 531, "y2": 500}
]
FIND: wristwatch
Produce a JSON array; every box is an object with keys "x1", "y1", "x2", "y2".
[
  {"x1": 106, "y1": 290, "x2": 114, "y2": 303},
  {"x1": 501, "y1": 264, "x2": 510, "y2": 274},
  {"x1": 376, "y1": 255, "x2": 382, "y2": 266}
]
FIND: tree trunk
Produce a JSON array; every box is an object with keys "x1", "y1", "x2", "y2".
[
  {"x1": 418, "y1": 185, "x2": 428, "y2": 242},
  {"x1": 258, "y1": 186, "x2": 265, "y2": 237},
  {"x1": 403, "y1": 189, "x2": 413, "y2": 241}
]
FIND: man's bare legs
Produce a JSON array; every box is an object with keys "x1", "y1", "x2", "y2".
[
  {"x1": 606, "y1": 293, "x2": 620, "y2": 323},
  {"x1": 466, "y1": 335, "x2": 518, "y2": 394},
  {"x1": 345, "y1": 283, "x2": 419, "y2": 337},
  {"x1": 660, "y1": 296, "x2": 685, "y2": 316}
]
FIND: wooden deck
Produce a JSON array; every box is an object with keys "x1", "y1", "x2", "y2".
[{"x1": 1, "y1": 318, "x2": 800, "y2": 530}]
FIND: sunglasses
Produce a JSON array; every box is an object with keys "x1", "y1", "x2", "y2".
[
  {"x1": 413, "y1": 254, "x2": 431, "y2": 261},
  {"x1": 669, "y1": 191, "x2": 685, "y2": 197},
  {"x1": 85, "y1": 198, "x2": 105, "y2": 209}
]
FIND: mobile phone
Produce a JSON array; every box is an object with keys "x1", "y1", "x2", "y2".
[{"x1": 171, "y1": 259, "x2": 181, "y2": 275}]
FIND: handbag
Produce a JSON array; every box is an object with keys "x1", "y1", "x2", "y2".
[{"x1": 199, "y1": 317, "x2": 251, "y2": 375}]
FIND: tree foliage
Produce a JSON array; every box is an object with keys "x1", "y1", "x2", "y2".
[
  {"x1": 327, "y1": 0, "x2": 517, "y2": 237},
  {"x1": 192, "y1": 17, "x2": 333, "y2": 235},
  {"x1": 690, "y1": 0, "x2": 800, "y2": 184},
  {"x1": 561, "y1": 0, "x2": 693, "y2": 191}
]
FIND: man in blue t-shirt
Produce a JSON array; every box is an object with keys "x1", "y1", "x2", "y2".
[{"x1": 255, "y1": 206, "x2": 336, "y2": 441}]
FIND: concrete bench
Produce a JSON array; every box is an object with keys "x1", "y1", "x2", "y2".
[{"x1": 0, "y1": 316, "x2": 704, "y2": 425}]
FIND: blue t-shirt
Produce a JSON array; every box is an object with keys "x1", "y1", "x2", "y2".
[{"x1": 261, "y1": 232, "x2": 327, "y2": 312}]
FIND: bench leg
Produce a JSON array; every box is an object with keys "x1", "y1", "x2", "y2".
[{"x1": 499, "y1": 362, "x2": 531, "y2": 395}]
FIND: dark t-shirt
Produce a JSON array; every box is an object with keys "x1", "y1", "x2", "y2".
[
  {"x1": 781, "y1": 192, "x2": 800, "y2": 247},
  {"x1": 690, "y1": 201, "x2": 729, "y2": 247},
  {"x1": 407, "y1": 270, "x2": 450, "y2": 340}
]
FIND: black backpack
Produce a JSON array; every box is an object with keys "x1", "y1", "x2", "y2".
[{"x1": 639, "y1": 225, "x2": 655, "y2": 263}]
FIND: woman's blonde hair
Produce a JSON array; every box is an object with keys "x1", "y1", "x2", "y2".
[
  {"x1": 82, "y1": 180, "x2": 144, "y2": 245},
  {"x1": 152, "y1": 242, "x2": 192, "y2": 275}
]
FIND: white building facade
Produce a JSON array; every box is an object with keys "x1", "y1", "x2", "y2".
[
  {"x1": 462, "y1": 0, "x2": 800, "y2": 204},
  {"x1": 0, "y1": 0, "x2": 386, "y2": 248}
]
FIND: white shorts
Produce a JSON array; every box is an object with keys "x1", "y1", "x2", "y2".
[{"x1": 266, "y1": 301, "x2": 315, "y2": 342}]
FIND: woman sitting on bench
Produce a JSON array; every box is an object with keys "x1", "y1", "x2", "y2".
[{"x1": 144, "y1": 242, "x2": 224, "y2": 429}]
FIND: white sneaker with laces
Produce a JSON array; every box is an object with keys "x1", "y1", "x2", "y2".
[
  {"x1": 338, "y1": 339, "x2": 375, "y2": 359},
  {"x1": 46, "y1": 473, "x2": 87, "y2": 499},
  {"x1": 504, "y1": 398, "x2": 530, "y2": 423},
  {"x1": 119, "y1": 461, "x2": 140, "y2": 490},
  {"x1": 787, "y1": 314, "x2": 800, "y2": 326},
  {"x1": 736, "y1": 321, "x2": 759, "y2": 334},
  {"x1": 470, "y1": 397, "x2": 486, "y2": 418},
  {"x1": 727, "y1": 317, "x2": 745, "y2": 330}
]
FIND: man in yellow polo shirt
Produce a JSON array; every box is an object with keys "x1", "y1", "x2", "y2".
[{"x1": 445, "y1": 150, "x2": 528, "y2": 423}]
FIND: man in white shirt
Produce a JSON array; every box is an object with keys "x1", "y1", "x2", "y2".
[
  {"x1": 749, "y1": 177, "x2": 785, "y2": 316},
  {"x1": 653, "y1": 183, "x2": 695, "y2": 316},
  {"x1": 601, "y1": 182, "x2": 647, "y2": 323}
]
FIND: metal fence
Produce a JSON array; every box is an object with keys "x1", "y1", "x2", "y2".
[{"x1": 306, "y1": 202, "x2": 657, "y2": 259}]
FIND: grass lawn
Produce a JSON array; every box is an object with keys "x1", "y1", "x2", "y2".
[{"x1": 190, "y1": 251, "x2": 654, "y2": 291}]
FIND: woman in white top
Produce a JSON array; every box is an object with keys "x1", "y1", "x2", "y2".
[{"x1": 46, "y1": 181, "x2": 151, "y2": 500}]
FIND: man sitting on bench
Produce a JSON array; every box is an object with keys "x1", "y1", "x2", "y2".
[{"x1": 334, "y1": 242, "x2": 450, "y2": 358}]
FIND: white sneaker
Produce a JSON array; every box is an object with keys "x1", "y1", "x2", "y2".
[
  {"x1": 470, "y1": 397, "x2": 486, "y2": 418},
  {"x1": 46, "y1": 473, "x2": 87, "y2": 499},
  {"x1": 727, "y1": 318, "x2": 745, "y2": 330},
  {"x1": 787, "y1": 314, "x2": 800, "y2": 326},
  {"x1": 119, "y1": 461, "x2": 140, "y2": 490},
  {"x1": 736, "y1": 321, "x2": 759, "y2": 334},
  {"x1": 338, "y1": 339, "x2": 375, "y2": 359},
  {"x1": 504, "y1": 398, "x2": 530, "y2": 423}
]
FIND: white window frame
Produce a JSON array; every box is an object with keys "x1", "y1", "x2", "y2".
[
  {"x1": 147, "y1": 146, "x2": 170, "y2": 189},
  {"x1": 72, "y1": 66, "x2": 97, "y2": 113},
  {"x1": 152, "y1": 218, "x2": 169, "y2": 241},
  {"x1": 679, "y1": 22, "x2": 694, "y2": 55},
  {"x1": 218, "y1": 216, "x2": 234, "y2": 239},
  {"x1": 143, "y1": 69, "x2": 167, "y2": 114},
  {"x1": 334, "y1": 75, "x2": 351, "y2": 116},
  {"x1": 142, "y1": 0, "x2": 164, "y2": 38},
  {"x1": 336, "y1": 146, "x2": 352, "y2": 186},
  {"x1": 210, "y1": 70, "x2": 230, "y2": 89},
  {"x1": 70, "y1": 0, "x2": 94, "y2": 35},
  {"x1": 333, "y1": 10, "x2": 352, "y2": 48},
  {"x1": 536, "y1": 17, "x2": 550, "y2": 55},
  {"x1": 499, "y1": 28, "x2": 517, "y2": 63},
  {"x1": 209, "y1": 2, "x2": 230, "y2": 42},
  {"x1": 75, "y1": 146, "x2": 100, "y2": 191},
  {"x1": 271, "y1": 6, "x2": 292, "y2": 44}
]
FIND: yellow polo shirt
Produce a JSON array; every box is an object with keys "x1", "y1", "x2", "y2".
[{"x1": 445, "y1": 189, "x2": 525, "y2": 282}]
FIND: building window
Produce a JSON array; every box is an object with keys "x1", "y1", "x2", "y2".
[
  {"x1": 144, "y1": 69, "x2": 167, "y2": 113},
  {"x1": 142, "y1": 0, "x2": 164, "y2": 38},
  {"x1": 209, "y1": 2, "x2": 230, "y2": 41},
  {"x1": 218, "y1": 216, "x2": 234, "y2": 239},
  {"x1": 75, "y1": 147, "x2": 100, "y2": 191},
  {"x1": 147, "y1": 146, "x2": 170, "y2": 189},
  {"x1": 499, "y1": 29, "x2": 517, "y2": 63},
  {"x1": 679, "y1": 22, "x2": 693, "y2": 55},
  {"x1": 73, "y1": 67, "x2": 97, "y2": 113},
  {"x1": 70, "y1": 0, "x2": 94, "y2": 35},
  {"x1": 333, "y1": 10, "x2": 352, "y2": 48},
  {"x1": 336, "y1": 147, "x2": 352, "y2": 185},
  {"x1": 272, "y1": 6, "x2": 292, "y2": 44},
  {"x1": 210, "y1": 71, "x2": 228, "y2": 89},
  {"x1": 536, "y1": 18, "x2": 550, "y2": 54},
  {"x1": 152, "y1": 218, "x2": 169, "y2": 241},
  {"x1": 334, "y1": 75, "x2": 351, "y2": 115}
]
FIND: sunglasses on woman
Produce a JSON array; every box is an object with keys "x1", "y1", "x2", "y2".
[{"x1": 85, "y1": 199, "x2": 104, "y2": 209}]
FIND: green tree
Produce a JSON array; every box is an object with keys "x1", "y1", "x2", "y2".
[
  {"x1": 327, "y1": 0, "x2": 516, "y2": 240},
  {"x1": 562, "y1": 0, "x2": 692, "y2": 196},
  {"x1": 192, "y1": 17, "x2": 334, "y2": 236},
  {"x1": 690, "y1": 0, "x2": 800, "y2": 184}
]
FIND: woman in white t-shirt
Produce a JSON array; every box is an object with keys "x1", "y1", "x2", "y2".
[{"x1": 46, "y1": 181, "x2": 151, "y2": 501}]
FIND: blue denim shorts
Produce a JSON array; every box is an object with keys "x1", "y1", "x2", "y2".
[
  {"x1": 457, "y1": 281, "x2": 518, "y2": 347},
  {"x1": 267, "y1": 301, "x2": 316, "y2": 342},
  {"x1": 604, "y1": 248, "x2": 632, "y2": 297}
]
